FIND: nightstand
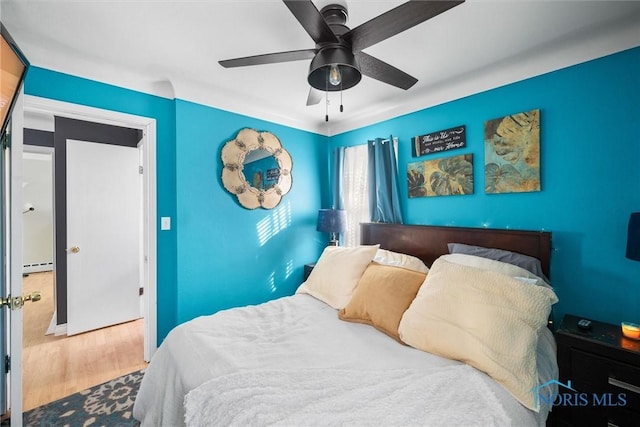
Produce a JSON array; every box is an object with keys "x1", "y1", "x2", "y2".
[
  {"x1": 553, "y1": 314, "x2": 640, "y2": 427},
  {"x1": 303, "y1": 263, "x2": 315, "y2": 282}
]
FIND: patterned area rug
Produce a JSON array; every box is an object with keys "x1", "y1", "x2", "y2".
[{"x1": 23, "y1": 369, "x2": 144, "y2": 427}]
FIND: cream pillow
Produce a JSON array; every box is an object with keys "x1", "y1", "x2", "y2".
[
  {"x1": 296, "y1": 245, "x2": 379, "y2": 309},
  {"x1": 398, "y1": 257, "x2": 558, "y2": 411},
  {"x1": 373, "y1": 249, "x2": 429, "y2": 273},
  {"x1": 338, "y1": 262, "x2": 427, "y2": 342}
]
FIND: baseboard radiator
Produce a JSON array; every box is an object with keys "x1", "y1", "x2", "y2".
[{"x1": 23, "y1": 261, "x2": 53, "y2": 273}]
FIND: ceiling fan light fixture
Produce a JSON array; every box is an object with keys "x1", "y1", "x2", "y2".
[{"x1": 308, "y1": 46, "x2": 361, "y2": 91}]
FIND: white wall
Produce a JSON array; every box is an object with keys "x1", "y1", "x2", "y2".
[{"x1": 22, "y1": 150, "x2": 53, "y2": 272}]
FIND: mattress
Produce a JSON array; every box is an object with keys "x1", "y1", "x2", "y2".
[{"x1": 133, "y1": 294, "x2": 556, "y2": 426}]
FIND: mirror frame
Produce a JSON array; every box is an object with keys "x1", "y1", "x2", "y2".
[{"x1": 221, "y1": 128, "x2": 293, "y2": 209}]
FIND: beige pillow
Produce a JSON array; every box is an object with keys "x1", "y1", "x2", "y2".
[
  {"x1": 398, "y1": 257, "x2": 558, "y2": 411},
  {"x1": 296, "y1": 245, "x2": 379, "y2": 309},
  {"x1": 338, "y1": 262, "x2": 427, "y2": 342},
  {"x1": 373, "y1": 249, "x2": 429, "y2": 273}
]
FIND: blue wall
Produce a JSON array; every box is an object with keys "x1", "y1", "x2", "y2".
[
  {"x1": 173, "y1": 100, "x2": 326, "y2": 323},
  {"x1": 24, "y1": 68, "x2": 327, "y2": 341},
  {"x1": 329, "y1": 46, "x2": 640, "y2": 326}
]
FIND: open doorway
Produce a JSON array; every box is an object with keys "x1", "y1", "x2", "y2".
[
  {"x1": 19, "y1": 97, "x2": 157, "y2": 410},
  {"x1": 21, "y1": 147, "x2": 53, "y2": 278}
]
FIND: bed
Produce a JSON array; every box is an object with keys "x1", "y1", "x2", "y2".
[{"x1": 133, "y1": 222, "x2": 558, "y2": 426}]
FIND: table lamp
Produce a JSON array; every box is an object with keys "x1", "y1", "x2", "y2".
[
  {"x1": 317, "y1": 209, "x2": 347, "y2": 246},
  {"x1": 626, "y1": 212, "x2": 640, "y2": 261},
  {"x1": 623, "y1": 212, "x2": 640, "y2": 340}
]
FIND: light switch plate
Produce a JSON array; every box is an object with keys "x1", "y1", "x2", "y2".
[{"x1": 161, "y1": 217, "x2": 171, "y2": 231}]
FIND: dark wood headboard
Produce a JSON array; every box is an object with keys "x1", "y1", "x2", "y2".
[{"x1": 360, "y1": 223, "x2": 552, "y2": 279}]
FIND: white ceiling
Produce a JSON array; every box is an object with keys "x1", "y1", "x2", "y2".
[{"x1": 3, "y1": 0, "x2": 640, "y2": 136}]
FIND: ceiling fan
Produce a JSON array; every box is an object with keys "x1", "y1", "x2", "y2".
[{"x1": 219, "y1": 0, "x2": 464, "y2": 107}]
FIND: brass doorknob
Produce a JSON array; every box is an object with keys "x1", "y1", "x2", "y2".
[
  {"x1": 0, "y1": 291, "x2": 42, "y2": 310},
  {"x1": 69, "y1": 246, "x2": 80, "y2": 253}
]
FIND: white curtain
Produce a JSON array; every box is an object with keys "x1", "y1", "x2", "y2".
[{"x1": 342, "y1": 144, "x2": 370, "y2": 247}]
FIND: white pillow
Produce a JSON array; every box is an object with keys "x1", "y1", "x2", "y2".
[
  {"x1": 441, "y1": 253, "x2": 551, "y2": 289},
  {"x1": 296, "y1": 245, "x2": 379, "y2": 309},
  {"x1": 373, "y1": 249, "x2": 429, "y2": 273},
  {"x1": 398, "y1": 257, "x2": 558, "y2": 411}
]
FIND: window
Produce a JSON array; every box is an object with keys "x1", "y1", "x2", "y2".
[
  {"x1": 342, "y1": 144, "x2": 369, "y2": 246},
  {"x1": 339, "y1": 138, "x2": 400, "y2": 246}
]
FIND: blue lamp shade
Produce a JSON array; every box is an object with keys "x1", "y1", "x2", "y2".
[
  {"x1": 317, "y1": 209, "x2": 347, "y2": 245},
  {"x1": 626, "y1": 213, "x2": 640, "y2": 261}
]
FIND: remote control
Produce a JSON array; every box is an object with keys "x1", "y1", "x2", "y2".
[{"x1": 577, "y1": 319, "x2": 592, "y2": 330}]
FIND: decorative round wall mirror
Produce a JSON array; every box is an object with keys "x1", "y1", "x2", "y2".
[{"x1": 221, "y1": 128, "x2": 293, "y2": 209}]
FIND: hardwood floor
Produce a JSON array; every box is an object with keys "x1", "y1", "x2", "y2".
[{"x1": 22, "y1": 271, "x2": 148, "y2": 411}]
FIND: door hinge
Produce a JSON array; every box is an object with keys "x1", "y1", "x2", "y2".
[
  {"x1": 1, "y1": 131, "x2": 9, "y2": 149},
  {"x1": 139, "y1": 165, "x2": 143, "y2": 174},
  {"x1": 5, "y1": 355, "x2": 10, "y2": 374},
  {"x1": 139, "y1": 287, "x2": 144, "y2": 296}
]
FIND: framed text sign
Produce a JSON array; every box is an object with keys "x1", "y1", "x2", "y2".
[
  {"x1": 412, "y1": 125, "x2": 466, "y2": 156},
  {"x1": 266, "y1": 168, "x2": 280, "y2": 181}
]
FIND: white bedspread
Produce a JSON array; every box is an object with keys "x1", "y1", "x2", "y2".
[
  {"x1": 186, "y1": 365, "x2": 516, "y2": 426},
  {"x1": 133, "y1": 294, "x2": 553, "y2": 427}
]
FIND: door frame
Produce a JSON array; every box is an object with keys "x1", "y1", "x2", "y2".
[{"x1": 22, "y1": 95, "x2": 158, "y2": 361}]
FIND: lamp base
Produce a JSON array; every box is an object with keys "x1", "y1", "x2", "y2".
[{"x1": 622, "y1": 322, "x2": 640, "y2": 340}]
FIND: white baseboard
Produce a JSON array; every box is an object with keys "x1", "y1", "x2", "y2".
[
  {"x1": 23, "y1": 262, "x2": 53, "y2": 274},
  {"x1": 46, "y1": 312, "x2": 57, "y2": 335},
  {"x1": 46, "y1": 311, "x2": 67, "y2": 336},
  {"x1": 54, "y1": 323, "x2": 67, "y2": 336}
]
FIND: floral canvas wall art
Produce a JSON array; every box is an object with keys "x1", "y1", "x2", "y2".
[{"x1": 484, "y1": 109, "x2": 540, "y2": 194}]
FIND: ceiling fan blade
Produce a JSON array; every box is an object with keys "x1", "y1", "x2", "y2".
[
  {"x1": 219, "y1": 49, "x2": 316, "y2": 68},
  {"x1": 344, "y1": 1, "x2": 464, "y2": 52},
  {"x1": 283, "y1": 0, "x2": 339, "y2": 45},
  {"x1": 306, "y1": 87, "x2": 323, "y2": 106},
  {"x1": 355, "y1": 52, "x2": 417, "y2": 90}
]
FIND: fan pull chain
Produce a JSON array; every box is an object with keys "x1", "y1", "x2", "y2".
[
  {"x1": 325, "y1": 91, "x2": 329, "y2": 122},
  {"x1": 325, "y1": 78, "x2": 329, "y2": 122}
]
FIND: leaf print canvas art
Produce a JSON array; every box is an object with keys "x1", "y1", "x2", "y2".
[
  {"x1": 484, "y1": 109, "x2": 540, "y2": 194},
  {"x1": 407, "y1": 154, "x2": 473, "y2": 198}
]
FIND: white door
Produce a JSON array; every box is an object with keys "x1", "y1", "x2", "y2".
[
  {"x1": 8, "y1": 91, "x2": 25, "y2": 426},
  {"x1": 66, "y1": 139, "x2": 141, "y2": 336},
  {"x1": 1, "y1": 123, "x2": 10, "y2": 422},
  {"x1": 0, "y1": 129, "x2": 6, "y2": 422}
]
